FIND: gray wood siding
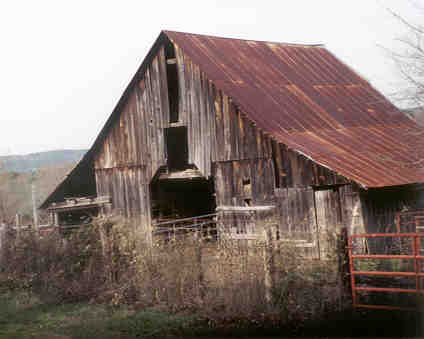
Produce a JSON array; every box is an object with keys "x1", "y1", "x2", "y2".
[
  {"x1": 94, "y1": 46, "x2": 169, "y2": 178},
  {"x1": 176, "y1": 46, "x2": 216, "y2": 177},
  {"x1": 90, "y1": 40, "x2": 362, "y2": 244},
  {"x1": 271, "y1": 139, "x2": 348, "y2": 189},
  {"x1": 93, "y1": 46, "x2": 169, "y2": 222},
  {"x1": 339, "y1": 184, "x2": 366, "y2": 236},
  {"x1": 214, "y1": 158, "x2": 275, "y2": 207}
]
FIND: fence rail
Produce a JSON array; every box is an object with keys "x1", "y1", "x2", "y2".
[
  {"x1": 152, "y1": 213, "x2": 218, "y2": 238},
  {"x1": 10, "y1": 224, "x2": 51, "y2": 231},
  {"x1": 152, "y1": 213, "x2": 218, "y2": 227}
]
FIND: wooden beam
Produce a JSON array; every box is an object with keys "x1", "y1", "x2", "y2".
[
  {"x1": 226, "y1": 233, "x2": 263, "y2": 240},
  {"x1": 47, "y1": 196, "x2": 111, "y2": 212},
  {"x1": 158, "y1": 168, "x2": 204, "y2": 180}
]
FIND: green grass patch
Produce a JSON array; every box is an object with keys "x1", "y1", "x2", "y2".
[{"x1": 0, "y1": 292, "x2": 193, "y2": 338}]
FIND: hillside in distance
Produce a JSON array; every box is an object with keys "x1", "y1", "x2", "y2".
[
  {"x1": 0, "y1": 149, "x2": 87, "y2": 223},
  {"x1": 0, "y1": 149, "x2": 87, "y2": 173},
  {"x1": 0, "y1": 163, "x2": 77, "y2": 224}
]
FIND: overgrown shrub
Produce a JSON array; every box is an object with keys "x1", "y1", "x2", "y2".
[
  {"x1": 0, "y1": 216, "x2": 348, "y2": 327},
  {"x1": 0, "y1": 216, "x2": 141, "y2": 303}
]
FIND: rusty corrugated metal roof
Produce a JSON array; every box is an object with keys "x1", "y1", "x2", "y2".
[{"x1": 164, "y1": 30, "x2": 424, "y2": 188}]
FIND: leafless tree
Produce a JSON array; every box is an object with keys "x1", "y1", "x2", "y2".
[{"x1": 385, "y1": 2, "x2": 424, "y2": 108}]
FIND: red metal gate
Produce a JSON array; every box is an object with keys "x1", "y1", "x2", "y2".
[{"x1": 348, "y1": 233, "x2": 424, "y2": 311}]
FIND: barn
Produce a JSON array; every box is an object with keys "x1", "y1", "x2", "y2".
[{"x1": 41, "y1": 31, "x2": 424, "y2": 257}]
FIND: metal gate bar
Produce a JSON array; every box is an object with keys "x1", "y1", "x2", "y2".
[
  {"x1": 152, "y1": 213, "x2": 217, "y2": 238},
  {"x1": 348, "y1": 232, "x2": 424, "y2": 311}
]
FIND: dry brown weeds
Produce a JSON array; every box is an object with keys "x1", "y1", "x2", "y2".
[{"x1": 0, "y1": 216, "x2": 348, "y2": 326}]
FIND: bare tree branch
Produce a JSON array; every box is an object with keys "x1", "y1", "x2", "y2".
[
  {"x1": 383, "y1": 2, "x2": 424, "y2": 107},
  {"x1": 386, "y1": 6, "x2": 424, "y2": 35}
]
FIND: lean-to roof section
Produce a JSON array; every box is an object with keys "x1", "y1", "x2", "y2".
[
  {"x1": 40, "y1": 33, "x2": 170, "y2": 209},
  {"x1": 164, "y1": 30, "x2": 424, "y2": 187}
]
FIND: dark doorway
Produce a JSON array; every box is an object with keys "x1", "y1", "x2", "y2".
[
  {"x1": 150, "y1": 176, "x2": 216, "y2": 222},
  {"x1": 165, "y1": 126, "x2": 188, "y2": 171}
]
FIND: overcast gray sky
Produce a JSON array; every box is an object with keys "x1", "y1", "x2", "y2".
[{"x1": 0, "y1": 0, "x2": 422, "y2": 156}]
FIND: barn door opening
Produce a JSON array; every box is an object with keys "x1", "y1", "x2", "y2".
[
  {"x1": 150, "y1": 176, "x2": 216, "y2": 222},
  {"x1": 314, "y1": 187, "x2": 343, "y2": 259}
]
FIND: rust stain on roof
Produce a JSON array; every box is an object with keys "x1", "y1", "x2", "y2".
[{"x1": 164, "y1": 30, "x2": 424, "y2": 188}]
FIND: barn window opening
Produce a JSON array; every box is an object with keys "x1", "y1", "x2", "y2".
[
  {"x1": 165, "y1": 43, "x2": 179, "y2": 123},
  {"x1": 165, "y1": 126, "x2": 188, "y2": 171},
  {"x1": 244, "y1": 198, "x2": 252, "y2": 206}
]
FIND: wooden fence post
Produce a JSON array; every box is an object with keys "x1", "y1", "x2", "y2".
[
  {"x1": 263, "y1": 227, "x2": 276, "y2": 307},
  {"x1": 196, "y1": 240, "x2": 205, "y2": 299},
  {"x1": 338, "y1": 227, "x2": 351, "y2": 306}
]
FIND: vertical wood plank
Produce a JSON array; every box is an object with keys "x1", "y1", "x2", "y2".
[
  {"x1": 202, "y1": 75, "x2": 212, "y2": 177},
  {"x1": 306, "y1": 188, "x2": 319, "y2": 258},
  {"x1": 209, "y1": 82, "x2": 217, "y2": 163},
  {"x1": 229, "y1": 101, "x2": 239, "y2": 160},
  {"x1": 215, "y1": 91, "x2": 225, "y2": 161},
  {"x1": 314, "y1": 190, "x2": 326, "y2": 259},
  {"x1": 222, "y1": 94, "x2": 231, "y2": 160},
  {"x1": 237, "y1": 110, "x2": 245, "y2": 159},
  {"x1": 174, "y1": 44, "x2": 187, "y2": 124}
]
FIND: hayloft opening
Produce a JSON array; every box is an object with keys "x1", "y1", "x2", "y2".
[
  {"x1": 165, "y1": 126, "x2": 188, "y2": 171},
  {"x1": 165, "y1": 42, "x2": 179, "y2": 123},
  {"x1": 150, "y1": 176, "x2": 216, "y2": 222}
]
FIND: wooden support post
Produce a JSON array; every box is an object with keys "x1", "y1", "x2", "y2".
[{"x1": 338, "y1": 227, "x2": 351, "y2": 306}]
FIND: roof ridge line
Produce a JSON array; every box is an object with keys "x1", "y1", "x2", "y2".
[{"x1": 162, "y1": 30, "x2": 325, "y2": 48}]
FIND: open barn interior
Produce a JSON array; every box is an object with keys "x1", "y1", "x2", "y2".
[{"x1": 150, "y1": 175, "x2": 216, "y2": 223}]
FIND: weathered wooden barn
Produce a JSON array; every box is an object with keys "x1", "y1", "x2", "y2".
[{"x1": 41, "y1": 31, "x2": 424, "y2": 257}]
